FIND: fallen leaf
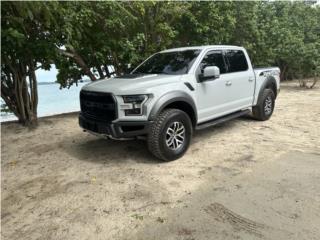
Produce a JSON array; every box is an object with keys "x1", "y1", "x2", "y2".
[
  {"x1": 91, "y1": 176, "x2": 96, "y2": 183},
  {"x1": 156, "y1": 217, "x2": 165, "y2": 223},
  {"x1": 131, "y1": 214, "x2": 143, "y2": 220}
]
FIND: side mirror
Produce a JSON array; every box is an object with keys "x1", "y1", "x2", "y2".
[{"x1": 200, "y1": 66, "x2": 220, "y2": 82}]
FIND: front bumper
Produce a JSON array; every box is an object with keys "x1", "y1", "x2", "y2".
[{"x1": 79, "y1": 114, "x2": 151, "y2": 139}]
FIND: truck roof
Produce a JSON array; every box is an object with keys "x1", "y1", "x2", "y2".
[{"x1": 161, "y1": 45, "x2": 243, "y2": 53}]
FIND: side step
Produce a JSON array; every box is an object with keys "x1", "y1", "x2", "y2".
[{"x1": 195, "y1": 109, "x2": 251, "y2": 130}]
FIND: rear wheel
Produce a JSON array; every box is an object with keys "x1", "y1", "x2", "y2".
[
  {"x1": 147, "y1": 109, "x2": 192, "y2": 161},
  {"x1": 252, "y1": 88, "x2": 275, "y2": 121}
]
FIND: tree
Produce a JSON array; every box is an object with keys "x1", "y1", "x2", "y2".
[
  {"x1": 173, "y1": 2, "x2": 237, "y2": 46},
  {"x1": 255, "y1": 2, "x2": 320, "y2": 83},
  {"x1": 48, "y1": 1, "x2": 320, "y2": 88},
  {"x1": 54, "y1": 1, "x2": 187, "y2": 88},
  {"x1": 1, "y1": 1, "x2": 59, "y2": 125}
]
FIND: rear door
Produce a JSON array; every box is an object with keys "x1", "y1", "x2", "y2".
[{"x1": 223, "y1": 49, "x2": 255, "y2": 110}]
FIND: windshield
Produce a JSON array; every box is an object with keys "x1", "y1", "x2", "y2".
[{"x1": 132, "y1": 49, "x2": 201, "y2": 75}]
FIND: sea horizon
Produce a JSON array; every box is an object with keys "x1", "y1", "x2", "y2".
[{"x1": 1, "y1": 81, "x2": 89, "y2": 122}]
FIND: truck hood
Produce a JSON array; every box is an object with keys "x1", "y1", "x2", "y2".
[{"x1": 82, "y1": 74, "x2": 181, "y2": 95}]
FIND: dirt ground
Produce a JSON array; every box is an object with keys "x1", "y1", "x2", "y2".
[{"x1": 1, "y1": 81, "x2": 320, "y2": 240}]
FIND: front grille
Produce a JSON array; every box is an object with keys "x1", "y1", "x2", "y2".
[{"x1": 80, "y1": 90, "x2": 117, "y2": 122}]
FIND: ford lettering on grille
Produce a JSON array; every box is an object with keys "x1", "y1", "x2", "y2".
[{"x1": 83, "y1": 101, "x2": 114, "y2": 110}]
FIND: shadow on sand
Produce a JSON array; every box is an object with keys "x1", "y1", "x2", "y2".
[
  {"x1": 61, "y1": 134, "x2": 161, "y2": 164},
  {"x1": 62, "y1": 115, "x2": 256, "y2": 165}
]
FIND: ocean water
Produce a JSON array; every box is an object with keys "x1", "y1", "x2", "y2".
[{"x1": 1, "y1": 82, "x2": 88, "y2": 122}]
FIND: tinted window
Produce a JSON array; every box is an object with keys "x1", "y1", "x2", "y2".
[
  {"x1": 199, "y1": 51, "x2": 227, "y2": 74},
  {"x1": 132, "y1": 50, "x2": 201, "y2": 75},
  {"x1": 225, "y1": 50, "x2": 248, "y2": 72}
]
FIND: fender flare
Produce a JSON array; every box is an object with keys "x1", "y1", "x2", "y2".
[
  {"x1": 257, "y1": 76, "x2": 278, "y2": 101},
  {"x1": 148, "y1": 91, "x2": 197, "y2": 123}
]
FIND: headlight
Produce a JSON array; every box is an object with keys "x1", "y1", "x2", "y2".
[
  {"x1": 123, "y1": 95, "x2": 147, "y2": 103},
  {"x1": 121, "y1": 95, "x2": 148, "y2": 115}
]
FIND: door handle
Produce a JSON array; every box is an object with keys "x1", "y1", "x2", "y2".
[
  {"x1": 225, "y1": 81, "x2": 232, "y2": 86},
  {"x1": 248, "y1": 77, "x2": 254, "y2": 82}
]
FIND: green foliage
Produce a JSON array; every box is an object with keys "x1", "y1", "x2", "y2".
[
  {"x1": 1, "y1": 2, "x2": 58, "y2": 67},
  {"x1": 173, "y1": 2, "x2": 237, "y2": 46},
  {"x1": 2, "y1": 1, "x2": 319, "y2": 85},
  {"x1": 51, "y1": 1, "x2": 319, "y2": 86},
  {"x1": 254, "y1": 2, "x2": 320, "y2": 81}
]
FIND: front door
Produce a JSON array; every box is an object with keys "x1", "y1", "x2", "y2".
[{"x1": 196, "y1": 50, "x2": 234, "y2": 123}]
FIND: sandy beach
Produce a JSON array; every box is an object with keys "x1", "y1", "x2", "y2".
[{"x1": 1, "y1": 81, "x2": 320, "y2": 240}]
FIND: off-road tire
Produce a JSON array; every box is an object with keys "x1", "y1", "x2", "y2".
[
  {"x1": 147, "y1": 108, "x2": 192, "y2": 161},
  {"x1": 252, "y1": 88, "x2": 275, "y2": 121}
]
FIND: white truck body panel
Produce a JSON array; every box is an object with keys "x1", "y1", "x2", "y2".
[
  {"x1": 82, "y1": 45, "x2": 280, "y2": 124},
  {"x1": 253, "y1": 67, "x2": 280, "y2": 105}
]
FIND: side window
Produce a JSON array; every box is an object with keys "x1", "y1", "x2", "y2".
[
  {"x1": 199, "y1": 51, "x2": 227, "y2": 74},
  {"x1": 225, "y1": 50, "x2": 248, "y2": 72}
]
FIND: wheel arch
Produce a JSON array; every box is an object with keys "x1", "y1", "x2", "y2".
[
  {"x1": 148, "y1": 91, "x2": 197, "y2": 128},
  {"x1": 259, "y1": 76, "x2": 278, "y2": 99}
]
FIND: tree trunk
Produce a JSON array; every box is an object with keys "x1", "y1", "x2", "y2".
[
  {"x1": 29, "y1": 63, "x2": 38, "y2": 118},
  {"x1": 280, "y1": 65, "x2": 287, "y2": 82},
  {"x1": 310, "y1": 75, "x2": 318, "y2": 89},
  {"x1": 1, "y1": 59, "x2": 38, "y2": 126}
]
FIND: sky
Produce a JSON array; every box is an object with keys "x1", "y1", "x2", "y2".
[{"x1": 36, "y1": 64, "x2": 58, "y2": 83}]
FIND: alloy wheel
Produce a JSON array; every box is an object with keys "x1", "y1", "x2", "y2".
[
  {"x1": 165, "y1": 121, "x2": 185, "y2": 150},
  {"x1": 264, "y1": 96, "x2": 273, "y2": 115}
]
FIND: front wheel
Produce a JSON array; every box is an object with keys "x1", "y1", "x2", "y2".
[
  {"x1": 252, "y1": 88, "x2": 275, "y2": 121},
  {"x1": 147, "y1": 109, "x2": 192, "y2": 161}
]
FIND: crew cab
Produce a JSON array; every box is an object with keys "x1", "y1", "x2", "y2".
[{"x1": 79, "y1": 45, "x2": 280, "y2": 161}]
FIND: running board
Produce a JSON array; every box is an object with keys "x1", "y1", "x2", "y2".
[{"x1": 196, "y1": 110, "x2": 250, "y2": 130}]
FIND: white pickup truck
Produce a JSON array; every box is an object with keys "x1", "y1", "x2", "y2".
[{"x1": 79, "y1": 45, "x2": 280, "y2": 161}]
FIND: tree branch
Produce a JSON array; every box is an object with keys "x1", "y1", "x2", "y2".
[{"x1": 57, "y1": 47, "x2": 97, "y2": 81}]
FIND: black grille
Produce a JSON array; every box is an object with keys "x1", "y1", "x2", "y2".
[{"x1": 80, "y1": 90, "x2": 117, "y2": 122}]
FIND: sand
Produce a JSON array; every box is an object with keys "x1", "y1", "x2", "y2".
[{"x1": 1, "y1": 81, "x2": 320, "y2": 240}]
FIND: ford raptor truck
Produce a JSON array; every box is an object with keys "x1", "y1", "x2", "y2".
[{"x1": 79, "y1": 45, "x2": 280, "y2": 161}]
